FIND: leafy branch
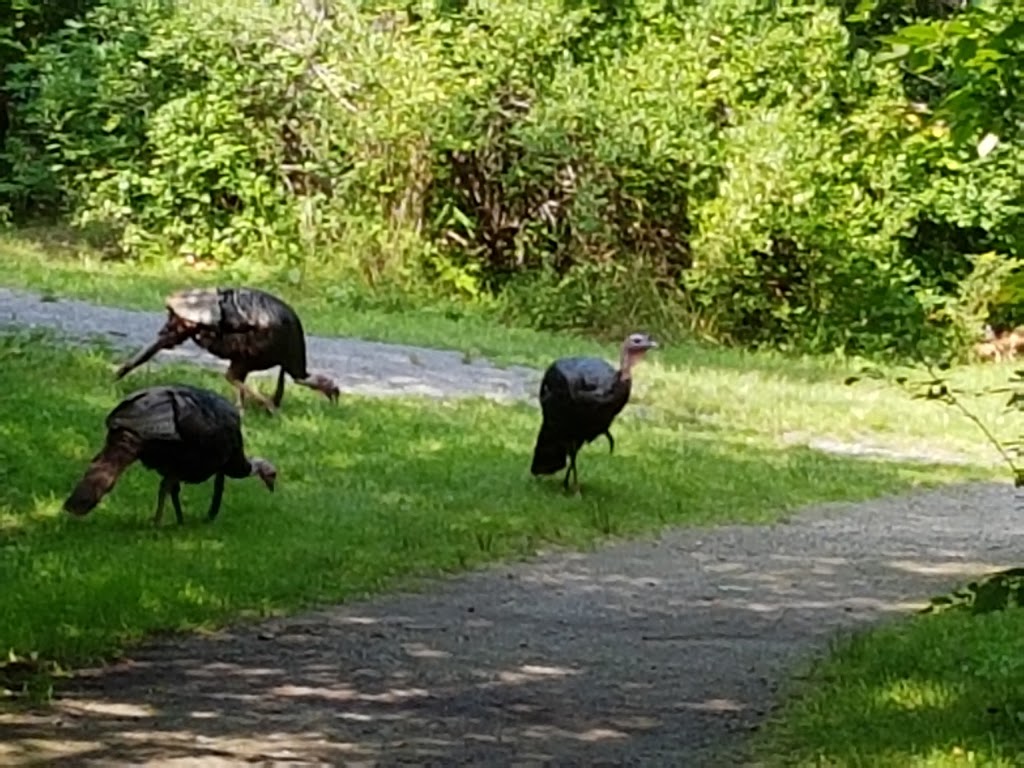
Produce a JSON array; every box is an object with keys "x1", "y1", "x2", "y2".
[
  {"x1": 847, "y1": 361, "x2": 1024, "y2": 487},
  {"x1": 848, "y1": 358, "x2": 1024, "y2": 614}
]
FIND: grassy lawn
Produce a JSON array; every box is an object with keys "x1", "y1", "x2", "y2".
[
  {"x1": 0, "y1": 332, "x2": 990, "y2": 681},
  {"x1": 757, "y1": 607, "x2": 1024, "y2": 767}
]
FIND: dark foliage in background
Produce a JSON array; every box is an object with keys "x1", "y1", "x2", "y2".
[{"x1": 1, "y1": 0, "x2": 1022, "y2": 358}]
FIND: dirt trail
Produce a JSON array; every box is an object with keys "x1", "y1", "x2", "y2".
[
  {"x1": 2, "y1": 483, "x2": 1020, "y2": 767},
  {"x1": 1, "y1": 288, "x2": 1021, "y2": 766}
]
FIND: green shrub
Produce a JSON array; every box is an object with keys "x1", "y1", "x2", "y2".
[
  {"x1": 0, "y1": 0, "x2": 101, "y2": 204},
  {"x1": 867, "y1": 0, "x2": 1024, "y2": 350},
  {"x1": 2, "y1": 0, "x2": 1023, "y2": 357}
]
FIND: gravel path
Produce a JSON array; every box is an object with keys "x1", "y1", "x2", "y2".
[
  {"x1": 0, "y1": 287, "x2": 539, "y2": 402},
  {"x1": 2, "y1": 483, "x2": 1020, "y2": 767},
  {"x1": 1, "y1": 287, "x2": 1020, "y2": 766}
]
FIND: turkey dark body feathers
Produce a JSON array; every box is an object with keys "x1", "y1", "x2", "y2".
[
  {"x1": 172, "y1": 287, "x2": 311, "y2": 380},
  {"x1": 115, "y1": 286, "x2": 337, "y2": 411},
  {"x1": 63, "y1": 385, "x2": 271, "y2": 523},
  {"x1": 530, "y1": 357, "x2": 631, "y2": 479},
  {"x1": 109, "y1": 385, "x2": 253, "y2": 484}
]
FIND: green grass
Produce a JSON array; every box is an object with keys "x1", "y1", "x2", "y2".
[
  {"x1": 0, "y1": 332, "x2": 989, "y2": 677},
  {"x1": 757, "y1": 608, "x2": 1024, "y2": 767},
  {"x1": 2, "y1": 226, "x2": 1022, "y2": 466}
]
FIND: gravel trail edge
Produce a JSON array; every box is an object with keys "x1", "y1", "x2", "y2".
[{"x1": 0, "y1": 286, "x2": 540, "y2": 402}]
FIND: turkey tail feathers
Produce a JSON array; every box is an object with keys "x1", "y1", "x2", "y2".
[
  {"x1": 63, "y1": 431, "x2": 143, "y2": 516},
  {"x1": 530, "y1": 420, "x2": 567, "y2": 476}
]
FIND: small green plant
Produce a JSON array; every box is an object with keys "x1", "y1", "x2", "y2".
[
  {"x1": 590, "y1": 503, "x2": 618, "y2": 535},
  {"x1": 0, "y1": 649, "x2": 66, "y2": 704},
  {"x1": 848, "y1": 359, "x2": 1024, "y2": 486}
]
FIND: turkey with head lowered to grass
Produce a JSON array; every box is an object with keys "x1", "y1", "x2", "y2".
[
  {"x1": 530, "y1": 332, "x2": 658, "y2": 491},
  {"x1": 115, "y1": 287, "x2": 339, "y2": 413},
  {"x1": 64, "y1": 384, "x2": 277, "y2": 525}
]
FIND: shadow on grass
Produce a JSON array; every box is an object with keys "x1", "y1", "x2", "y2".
[{"x1": 758, "y1": 599, "x2": 1024, "y2": 767}]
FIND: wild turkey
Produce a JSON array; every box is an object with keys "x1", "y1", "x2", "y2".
[
  {"x1": 531, "y1": 332, "x2": 658, "y2": 491},
  {"x1": 64, "y1": 384, "x2": 277, "y2": 524},
  {"x1": 115, "y1": 287, "x2": 339, "y2": 413}
]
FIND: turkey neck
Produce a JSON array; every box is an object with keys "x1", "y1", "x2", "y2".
[{"x1": 618, "y1": 347, "x2": 637, "y2": 382}]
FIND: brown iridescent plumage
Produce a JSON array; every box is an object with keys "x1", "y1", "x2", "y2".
[{"x1": 115, "y1": 287, "x2": 340, "y2": 412}]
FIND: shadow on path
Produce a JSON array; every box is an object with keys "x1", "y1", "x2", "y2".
[{"x1": 2, "y1": 483, "x2": 1020, "y2": 766}]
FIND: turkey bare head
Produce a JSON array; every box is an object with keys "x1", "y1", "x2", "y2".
[
  {"x1": 250, "y1": 458, "x2": 278, "y2": 492},
  {"x1": 620, "y1": 332, "x2": 658, "y2": 377},
  {"x1": 307, "y1": 373, "x2": 340, "y2": 403}
]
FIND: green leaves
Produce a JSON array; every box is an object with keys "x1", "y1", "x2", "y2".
[
  {"x1": 0, "y1": 0, "x2": 1022, "y2": 358},
  {"x1": 923, "y1": 568, "x2": 1024, "y2": 616},
  {"x1": 874, "y1": 2, "x2": 1023, "y2": 143}
]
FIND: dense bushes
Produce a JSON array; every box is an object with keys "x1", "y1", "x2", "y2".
[
  {"x1": 0, "y1": 0, "x2": 99, "y2": 207},
  {"x1": 1, "y1": 0, "x2": 1022, "y2": 357}
]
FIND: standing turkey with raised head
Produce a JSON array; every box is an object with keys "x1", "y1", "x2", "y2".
[
  {"x1": 531, "y1": 332, "x2": 658, "y2": 491},
  {"x1": 64, "y1": 384, "x2": 277, "y2": 524},
  {"x1": 115, "y1": 287, "x2": 339, "y2": 413}
]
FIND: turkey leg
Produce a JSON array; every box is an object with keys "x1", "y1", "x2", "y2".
[
  {"x1": 272, "y1": 368, "x2": 287, "y2": 408},
  {"x1": 154, "y1": 477, "x2": 185, "y2": 525},
  {"x1": 115, "y1": 323, "x2": 191, "y2": 380},
  {"x1": 226, "y1": 362, "x2": 277, "y2": 414},
  {"x1": 153, "y1": 479, "x2": 168, "y2": 526},
  {"x1": 604, "y1": 430, "x2": 614, "y2": 454},
  {"x1": 207, "y1": 473, "x2": 225, "y2": 521},
  {"x1": 563, "y1": 449, "x2": 580, "y2": 492},
  {"x1": 169, "y1": 481, "x2": 184, "y2": 525}
]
